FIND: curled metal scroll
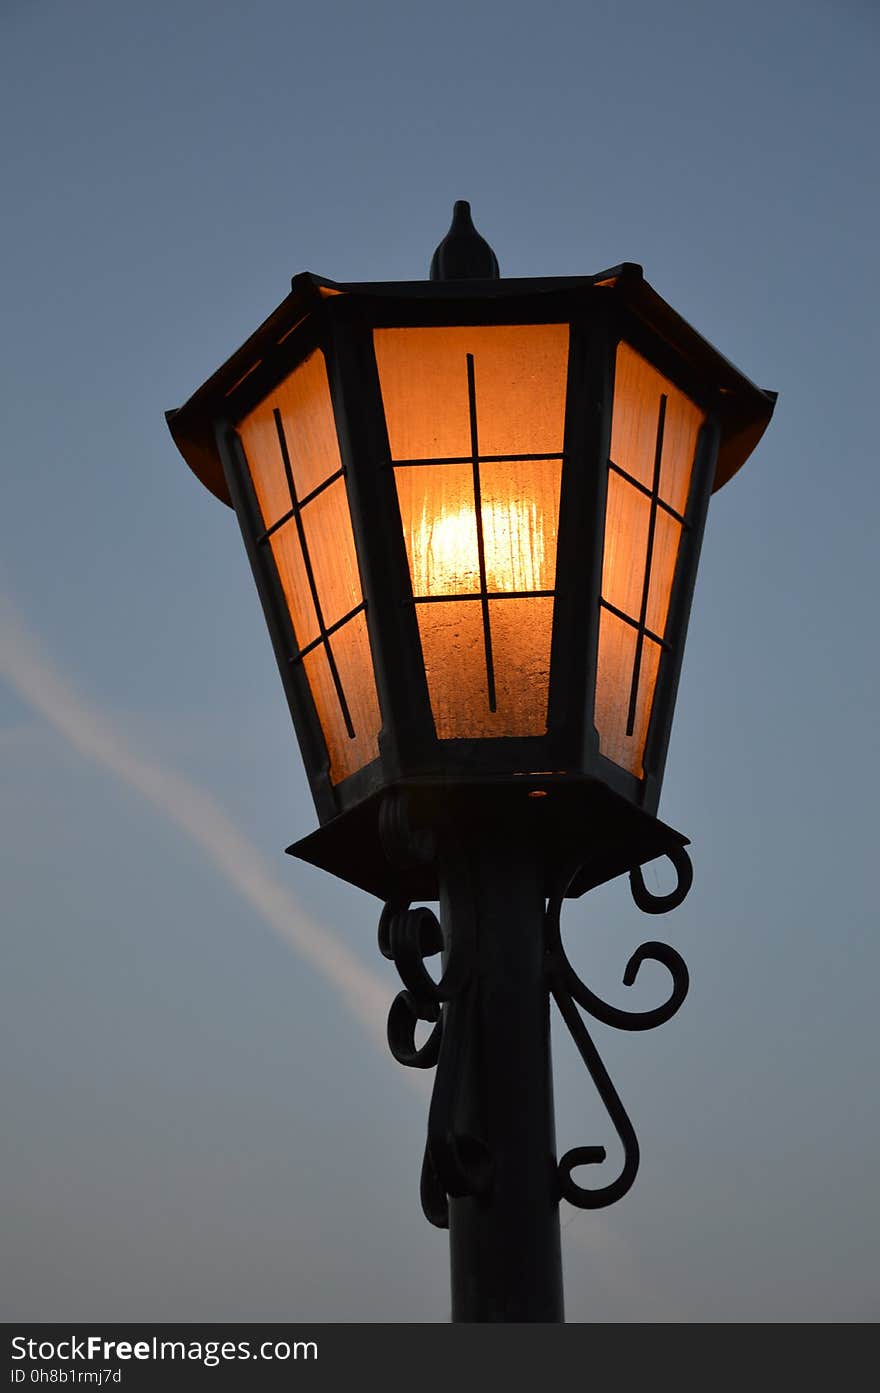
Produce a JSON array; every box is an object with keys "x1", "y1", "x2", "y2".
[
  {"x1": 629, "y1": 845, "x2": 693, "y2": 914},
  {"x1": 378, "y1": 795, "x2": 490, "y2": 1228},
  {"x1": 545, "y1": 847, "x2": 692, "y2": 1209}
]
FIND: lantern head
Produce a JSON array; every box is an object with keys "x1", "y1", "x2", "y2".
[{"x1": 167, "y1": 205, "x2": 775, "y2": 899}]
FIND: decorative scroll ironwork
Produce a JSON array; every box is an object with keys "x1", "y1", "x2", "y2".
[
  {"x1": 629, "y1": 844, "x2": 693, "y2": 914},
  {"x1": 377, "y1": 796, "x2": 491, "y2": 1229},
  {"x1": 378, "y1": 791, "x2": 693, "y2": 1223},
  {"x1": 544, "y1": 846, "x2": 693, "y2": 1209}
]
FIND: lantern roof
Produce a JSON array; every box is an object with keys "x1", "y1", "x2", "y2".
[{"x1": 167, "y1": 262, "x2": 776, "y2": 508}]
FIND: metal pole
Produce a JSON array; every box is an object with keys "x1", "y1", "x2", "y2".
[{"x1": 439, "y1": 825, "x2": 564, "y2": 1323}]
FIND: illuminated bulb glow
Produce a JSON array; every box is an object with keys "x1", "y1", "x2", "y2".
[{"x1": 409, "y1": 496, "x2": 549, "y2": 598}]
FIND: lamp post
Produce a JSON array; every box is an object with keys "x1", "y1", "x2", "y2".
[{"x1": 167, "y1": 202, "x2": 775, "y2": 1322}]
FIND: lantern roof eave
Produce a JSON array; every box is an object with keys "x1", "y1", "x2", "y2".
[{"x1": 166, "y1": 263, "x2": 775, "y2": 507}]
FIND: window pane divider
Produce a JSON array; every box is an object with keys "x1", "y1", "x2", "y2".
[
  {"x1": 256, "y1": 466, "x2": 346, "y2": 544},
  {"x1": 466, "y1": 352, "x2": 497, "y2": 713},
  {"x1": 390, "y1": 451, "x2": 565, "y2": 467},
  {"x1": 599, "y1": 598, "x2": 670, "y2": 653},
  {"x1": 273, "y1": 408, "x2": 356, "y2": 739},
  {"x1": 410, "y1": 590, "x2": 556, "y2": 604},
  {"x1": 288, "y1": 601, "x2": 367, "y2": 664},
  {"x1": 608, "y1": 459, "x2": 688, "y2": 526},
  {"x1": 625, "y1": 395, "x2": 667, "y2": 736}
]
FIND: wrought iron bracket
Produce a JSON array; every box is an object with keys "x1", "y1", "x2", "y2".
[
  {"x1": 544, "y1": 844, "x2": 692, "y2": 1208},
  {"x1": 377, "y1": 795, "x2": 491, "y2": 1229},
  {"x1": 377, "y1": 792, "x2": 693, "y2": 1225}
]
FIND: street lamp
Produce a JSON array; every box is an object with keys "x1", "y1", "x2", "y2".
[{"x1": 167, "y1": 201, "x2": 775, "y2": 1322}]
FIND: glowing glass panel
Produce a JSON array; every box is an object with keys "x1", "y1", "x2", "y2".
[
  {"x1": 375, "y1": 324, "x2": 568, "y2": 739},
  {"x1": 238, "y1": 350, "x2": 381, "y2": 784},
  {"x1": 597, "y1": 343, "x2": 704, "y2": 777}
]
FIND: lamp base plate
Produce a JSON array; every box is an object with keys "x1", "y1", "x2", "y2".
[{"x1": 286, "y1": 775, "x2": 689, "y2": 901}]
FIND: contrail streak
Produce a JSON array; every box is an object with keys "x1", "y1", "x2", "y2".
[{"x1": 0, "y1": 596, "x2": 394, "y2": 1056}]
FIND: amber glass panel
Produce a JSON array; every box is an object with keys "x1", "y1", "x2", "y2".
[
  {"x1": 396, "y1": 465, "x2": 480, "y2": 596},
  {"x1": 646, "y1": 510, "x2": 682, "y2": 637},
  {"x1": 659, "y1": 387, "x2": 703, "y2": 515},
  {"x1": 300, "y1": 478, "x2": 362, "y2": 629},
  {"x1": 239, "y1": 350, "x2": 343, "y2": 509},
  {"x1": 480, "y1": 460, "x2": 561, "y2": 593},
  {"x1": 238, "y1": 350, "x2": 381, "y2": 786},
  {"x1": 413, "y1": 601, "x2": 483, "y2": 737},
  {"x1": 602, "y1": 473, "x2": 650, "y2": 620},
  {"x1": 601, "y1": 479, "x2": 683, "y2": 640},
  {"x1": 610, "y1": 343, "x2": 703, "y2": 511},
  {"x1": 268, "y1": 522, "x2": 320, "y2": 649},
  {"x1": 595, "y1": 612, "x2": 662, "y2": 778},
  {"x1": 374, "y1": 324, "x2": 569, "y2": 461},
  {"x1": 376, "y1": 324, "x2": 567, "y2": 741},
  {"x1": 488, "y1": 597, "x2": 555, "y2": 733},
  {"x1": 596, "y1": 343, "x2": 704, "y2": 777},
  {"x1": 395, "y1": 459, "x2": 561, "y2": 600},
  {"x1": 608, "y1": 345, "x2": 662, "y2": 491},
  {"x1": 237, "y1": 403, "x2": 290, "y2": 529},
  {"x1": 415, "y1": 597, "x2": 554, "y2": 739},
  {"x1": 301, "y1": 611, "x2": 381, "y2": 784}
]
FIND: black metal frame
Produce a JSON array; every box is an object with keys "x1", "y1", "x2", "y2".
[
  {"x1": 168, "y1": 257, "x2": 775, "y2": 903},
  {"x1": 209, "y1": 282, "x2": 725, "y2": 882}
]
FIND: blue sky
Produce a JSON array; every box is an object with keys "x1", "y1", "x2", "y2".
[{"x1": 1, "y1": 0, "x2": 878, "y2": 1321}]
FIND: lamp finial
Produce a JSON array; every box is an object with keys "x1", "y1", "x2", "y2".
[{"x1": 430, "y1": 200, "x2": 500, "y2": 281}]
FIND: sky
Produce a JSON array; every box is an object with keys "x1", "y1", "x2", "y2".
[{"x1": 1, "y1": 0, "x2": 878, "y2": 1322}]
